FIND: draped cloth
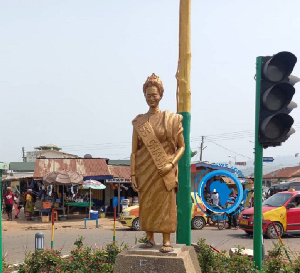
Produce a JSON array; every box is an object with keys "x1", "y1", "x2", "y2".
[{"x1": 133, "y1": 111, "x2": 183, "y2": 233}]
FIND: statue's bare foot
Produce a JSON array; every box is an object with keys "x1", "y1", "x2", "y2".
[
  {"x1": 160, "y1": 244, "x2": 174, "y2": 253},
  {"x1": 139, "y1": 240, "x2": 156, "y2": 248}
]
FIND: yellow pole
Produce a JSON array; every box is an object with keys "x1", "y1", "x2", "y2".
[
  {"x1": 113, "y1": 207, "x2": 116, "y2": 242},
  {"x1": 177, "y1": 0, "x2": 191, "y2": 113},
  {"x1": 89, "y1": 187, "x2": 91, "y2": 218},
  {"x1": 176, "y1": 0, "x2": 192, "y2": 245},
  {"x1": 51, "y1": 209, "x2": 54, "y2": 249}
]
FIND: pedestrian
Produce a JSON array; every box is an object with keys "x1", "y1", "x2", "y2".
[
  {"x1": 13, "y1": 192, "x2": 21, "y2": 219},
  {"x1": 211, "y1": 189, "x2": 220, "y2": 205},
  {"x1": 227, "y1": 193, "x2": 238, "y2": 229},
  {"x1": 4, "y1": 187, "x2": 14, "y2": 221},
  {"x1": 249, "y1": 189, "x2": 254, "y2": 207},
  {"x1": 24, "y1": 189, "x2": 34, "y2": 221}
]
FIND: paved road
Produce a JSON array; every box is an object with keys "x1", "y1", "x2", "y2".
[{"x1": 3, "y1": 224, "x2": 300, "y2": 264}]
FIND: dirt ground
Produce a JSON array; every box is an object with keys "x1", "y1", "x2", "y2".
[{"x1": 2, "y1": 208, "x2": 124, "y2": 232}]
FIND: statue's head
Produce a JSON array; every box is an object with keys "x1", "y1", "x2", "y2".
[{"x1": 143, "y1": 73, "x2": 164, "y2": 98}]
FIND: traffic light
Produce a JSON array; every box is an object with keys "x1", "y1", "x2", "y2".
[{"x1": 258, "y1": 51, "x2": 299, "y2": 148}]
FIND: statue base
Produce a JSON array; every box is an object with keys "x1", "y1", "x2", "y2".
[{"x1": 113, "y1": 244, "x2": 201, "y2": 273}]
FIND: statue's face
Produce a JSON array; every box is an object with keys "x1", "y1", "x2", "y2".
[{"x1": 145, "y1": 86, "x2": 161, "y2": 108}]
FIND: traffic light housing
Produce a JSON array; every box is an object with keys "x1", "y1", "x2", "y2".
[{"x1": 258, "y1": 51, "x2": 299, "y2": 148}]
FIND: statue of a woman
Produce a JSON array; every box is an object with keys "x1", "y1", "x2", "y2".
[{"x1": 131, "y1": 73, "x2": 185, "y2": 253}]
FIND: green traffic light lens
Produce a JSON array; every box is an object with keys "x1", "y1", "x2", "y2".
[
  {"x1": 261, "y1": 114, "x2": 294, "y2": 140},
  {"x1": 264, "y1": 119, "x2": 284, "y2": 139}
]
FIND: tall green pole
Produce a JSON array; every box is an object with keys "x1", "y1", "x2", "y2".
[
  {"x1": 254, "y1": 57, "x2": 263, "y2": 270},
  {"x1": 0, "y1": 168, "x2": 2, "y2": 269},
  {"x1": 176, "y1": 0, "x2": 192, "y2": 246}
]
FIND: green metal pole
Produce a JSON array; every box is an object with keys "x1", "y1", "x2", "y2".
[
  {"x1": 254, "y1": 56, "x2": 263, "y2": 270},
  {"x1": 0, "y1": 169, "x2": 2, "y2": 269},
  {"x1": 177, "y1": 112, "x2": 192, "y2": 245}
]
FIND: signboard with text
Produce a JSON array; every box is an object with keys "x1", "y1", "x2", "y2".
[{"x1": 263, "y1": 157, "x2": 274, "y2": 162}]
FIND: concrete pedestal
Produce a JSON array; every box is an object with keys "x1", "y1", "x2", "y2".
[{"x1": 113, "y1": 244, "x2": 201, "y2": 273}]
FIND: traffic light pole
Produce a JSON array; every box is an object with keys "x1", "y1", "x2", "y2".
[
  {"x1": 254, "y1": 56, "x2": 263, "y2": 270},
  {"x1": 0, "y1": 169, "x2": 2, "y2": 270}
]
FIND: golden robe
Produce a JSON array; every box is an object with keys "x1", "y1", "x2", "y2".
[{"x1": 133, "y1": 111, "x2": 183, "y2": 233}]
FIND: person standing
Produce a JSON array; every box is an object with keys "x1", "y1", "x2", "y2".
[
  {"x1": 13, "y1": 192, "x2": 21, "y2": 219},
  {"x1": 4, "y1": 187, "x2": 14, "y2": 221},
  {"x1": 249, "y1": 189, "x2": 254, "y2": 207},
  {"x1": 24, "y1": 189, "x2": 34, "y2": 221},
  {"x1": 227, "y1": 193, "x2": 238, "y2": 229},
  {"x1": 211, "y1": 190, "x2": 220, "y2": 205}
]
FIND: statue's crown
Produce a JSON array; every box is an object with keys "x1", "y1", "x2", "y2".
[
  {"x1": 143, "y1": 73, "x2": 164, "y2": 94},
  {"x1": 145, "y1": 73, "x2": 162, "y2": 85}
]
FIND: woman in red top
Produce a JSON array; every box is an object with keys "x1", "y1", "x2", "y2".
[{"x1": 4, "y1": 187, "x2": 14, "y2": 221}]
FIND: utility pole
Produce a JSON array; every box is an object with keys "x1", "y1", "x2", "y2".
[
  {"x1": 22, "y1": 147, "x2": 26, "y2": 162},
  {"x1": 176, "y1": 0, "x2": 192, "y2": 246},
  {"x1": 0, "y1": 162, "x2": 9, "y2": 270},
  {"x1": 200, "y1": 136, "x2": 204, "y2": 161}
]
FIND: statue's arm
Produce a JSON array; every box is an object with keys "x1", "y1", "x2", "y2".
[
  {"x1": 171, "y1": 132, "x2": 185, "y2": 166},
  {"x1": 158, "y1": 132, "x2": 185, "y2": 177},
  {"x1": 130, "y1": 128, "x2": 139, "y2": 191}
]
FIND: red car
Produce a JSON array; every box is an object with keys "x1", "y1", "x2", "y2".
[{"x1": 239, "y1": 190, "x2": 300, "y2": 238}]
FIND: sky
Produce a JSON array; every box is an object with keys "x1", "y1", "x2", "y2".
[{"x1": 1, "y1": 0, "x2": 300, "y2": 169}]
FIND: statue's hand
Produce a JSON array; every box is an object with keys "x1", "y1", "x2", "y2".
[
  {"x1": 131, "y1": 176, "x2": 139, "y2": 192},
  {"x1": 158, "y1": 163, "x2": 173, "y2": 176}
]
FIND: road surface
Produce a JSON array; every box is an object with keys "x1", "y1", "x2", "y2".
[{"x1": 3, "y1": 218, "x2": 300, "y2": 264}]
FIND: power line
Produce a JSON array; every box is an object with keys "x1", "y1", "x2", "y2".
[
  {"x1": 23, "y1": 127, "x2": 299, "y2": 156},
  {"x1": 209, "y1": 140, "x2": 253, "y2": 160}
]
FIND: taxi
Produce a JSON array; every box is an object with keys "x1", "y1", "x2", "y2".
[
  {"x1": 238, "y1": 189, "x2": 300, "y2": 238},
  {"x1": 119, "y1": 192, "x2": 207, "y2": 231}
]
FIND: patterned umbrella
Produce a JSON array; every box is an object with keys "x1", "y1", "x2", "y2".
[
  {"x1": 43, "y1": 170, "x2": 83, "y2": 186},
  {"x1": 82, "y1": 179, "x2": 106, "y2": 190},
  {"x1": 43, "y1": 170, "x2": 83, "y2": 209},
  {"x1": 82, "y1": 180, "x2": 106, "y2": 216}
]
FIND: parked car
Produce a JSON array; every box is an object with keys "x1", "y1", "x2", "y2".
[
  {"x1": 238, "y1": 189, "x2": 300, "y2": 238},
  {"x1": 267, "y1": 181, "x2": 300, "y2": 197},
  {"x1": 119, "y1": 192, "x2": 207, "y2": 231}
]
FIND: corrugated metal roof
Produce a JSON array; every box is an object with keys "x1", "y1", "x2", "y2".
[
  {"x1": 263, "y1": 166, "x2": 300, "y2": 179},
  {"x1": 287, "y1": 177, "x2": 300, "y2": 182},
  {"x1": 108, "y1": 165, "x2": 131, "y2": 179},
  {"x1": 10, "y1": 162, "x2": 35, "y2": 171},
  {"x1": 3, "y1": 173, "x2": 33, "y2": 181},
  {"x1": 33, "y1": 158, "x2": 111, "y2": 179},
  {"x1": 108, "y1": 160, "x2": 131, "y2": 166},
  {"x1": 292, "y1": 169, "x2": 300, "y2": 177}
]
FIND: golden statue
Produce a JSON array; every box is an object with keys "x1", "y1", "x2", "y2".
[{"x1": 131, "y1": 73, "x2": 185, "y2": 253}]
